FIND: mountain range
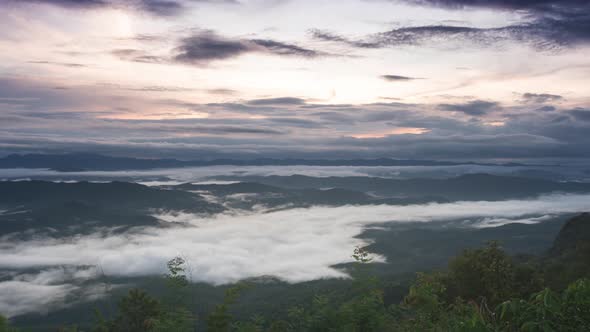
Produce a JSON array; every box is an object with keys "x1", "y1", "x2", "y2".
[{"x1": 0, "y1": 153, "x2": 530, "y2": 171}]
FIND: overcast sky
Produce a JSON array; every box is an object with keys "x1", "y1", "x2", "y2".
[{"x1": 1, "y1": 0, "x2": 589, "y2": 160}]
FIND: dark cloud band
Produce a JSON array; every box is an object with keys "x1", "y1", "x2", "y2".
[
  {"x1": 312, "y1": 1, "x2": 590, "y2": 50},
  {"x1": 439, "y1": 100, "x2": 500, "y2": 116},
  {"x1": 381, "y1": 75, "x2": 422, "y2": 81},
  {"x1": 173, "y1": 32, "x2": 325, "y2": 65}
]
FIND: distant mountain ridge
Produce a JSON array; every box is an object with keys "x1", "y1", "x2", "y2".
[
  {"x1": 0, "y1": 153, "x2": 530, "y2": 171},
  {"x1": 213, "y1": 173, "x2": 590, "y2": 200},
  {"x1": 3, "y1": 174, "x2": 588, "y2": 235}
]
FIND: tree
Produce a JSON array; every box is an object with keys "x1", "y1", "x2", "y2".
[
  {"x1": 153, "y1": 256, "x2": 195, "y2": 332},
  {"x1": 112, "y1": 289, "x2": 161, "y2": 332},
  {"x1": 207, "y1": 284, "x2": 249, "y2": 332},
  {"x1": 94, "y1": 256, "x2": 195, "y2": 332},
  {"x1": 445, "y1": 241, "x2": 540, "y2": 306}
]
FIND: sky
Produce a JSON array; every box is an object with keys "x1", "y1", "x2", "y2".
[{"x1": 1, "y1": 0, "x2": 590, "y2": 160}]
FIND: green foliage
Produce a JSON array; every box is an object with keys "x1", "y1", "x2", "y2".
[
  {"x1": 166, "y1": 257, "x2": 190, "y2": 288},
  {"x1": 544, "y1": 241, "x2": 590, "y2": 290},
  {"x1": 562, "y1": 278, "x2": 590, "y2": 328},
  {"x1": 498, "y1": 288, "x2": 562, "y2": 331},
  {"x1": 152, "y1": 308, "x2": 195, "y2": 332},
  {"x1": 114, "y1": 288, "x2": 161, "y2": 332},
  {"x1": 274, "y1": 242, "x2": 590, "y2": 332},
  {"x1": 157, "y1": 256, "x2": 195, "y2": 331},
  {"x1": 93, "y1": 287, "x2": 196, "y2": 332},
  {"x1": 497, "y1": 278, "x2": 590, "y2": 332},
  {"x1": 270, "y1": 247, "x2": 396, "y2": 332},
  {"x1": 404, "y1": 272, "x2": 446, "y2": 312},
  {"x1": 93, "y1": 256, "x2": 196, "y2": 332},
  {"x1": 207, "y1": 283, "x2": 250, "y2": 332},
  {"x1": 231, "y1": 314, "x2": 266, "y2": 332},
  {"x1": 392, "y1": 271, "x2": 489, "y2": 331},
  {"x1": 0, "y1": 316, "x2": 21, "y2": 332},
  {"x1": 445, "y1": 241, "x2": 541, "y2": 306}
]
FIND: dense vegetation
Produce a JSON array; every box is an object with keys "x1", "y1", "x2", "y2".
[{"x1": 2, "y1": 213, "x2": 589, "y2": 331}]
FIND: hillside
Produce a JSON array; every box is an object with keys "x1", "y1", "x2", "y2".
[
  {"x1": 0, "y1": 181, "x2": 223, "y2": 235},
  {"x1": 549, "y1": 212, "x2": 590, "y2": 256},
  {"x1": 214, "y1": 173, "x2": 590, "y2": 200}
]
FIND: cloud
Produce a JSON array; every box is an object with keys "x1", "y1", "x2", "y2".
[
  {"x1": 5, "y1": 0, "x2": 221, "y2": 16},
  {"x1": 568, "y1": 108, "x2": 590, "y2": 121},
  {"x1": 536, "y1": 106, "x2": 557, "y2": 112},
  {"x1": 381, "y1": 75, "x2": 422, "y2": 82},
  {"x1": 9, "y1": 0, "x2": 109, "y2": 8},
  {"x1": 311, "y1": 25, "x2": 491, "y2": 49},
  {"x1": 401, "y1": 1, "x2": 590, "y2": 49},
  {"x1": 0, "y1": 266, "x2": 102, "y2": 318},
  {"x1": 26, "y1": 60, "x2": 89, "y2": 68},
  {"x1": 207, "y1": 88, "x2": 237, "y2": 95},
  {"x1": 137, "y1": 0, "x2": 185, "y2": 16},
  {"x1": 246, "y1": 97, "x2": 307, "y2": 106},
  {"x1": 158, "y1": 125, "x2": 287, "y2": 135},
  {"x1": 2, "y1": 76, "x2": 590, "y2": 161},
  {"x1": 249, "y1": 39, "x2": 323, "y2": 57},
  {"x1": 308, "y1": 29, "x2": 382, "y2": 48},
  {"x1": 111, "y1": 49, "x2": 167, "y2": 64},
  {"x1": 124, "y1": 85, "x2": 194, "y2": 92},
  {"x1": 1, "y1": 193, "x2": 589, "y2": 317},
  {"x1": 380, "y1": 25, "x2": 488, "y2": 46},
  {"x1": 312, "y1": 1, "x2": 590, "y2": 50},
  {"x1": 402, "y1": 0, "x2": 588, "y2": 12},
  {"x1": 439, "y1": 100, "x2": 500, "y2": 116},
  {"x1": 522, "y1": 93, "x2": 563, "y2": 103},
  {"x1": 173, "y1": 31, "x2": 253, "y2": 63},
  {"x1": 267, "y1": 117, "x2": 324, "y2": 128},
  {"x1": 474, "y1": 214, "x2": 555, "y2": 228},
  {"x1": 0, "y1": 280, "x2": 77, "y2": 318},
  {"x1": 173, "y1": 31, "x2": 324, "y2": 65}
]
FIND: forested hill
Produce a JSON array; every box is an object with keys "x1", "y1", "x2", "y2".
[
  {"x1": 0, "y1": 153, "x2": 528, "y2": 171},
  {"x1": 549, "y1": 212, "x2": 590, "y2": 257},
  {"x1": 212, "y1": 173, "x2": 590, "y2": 200}
]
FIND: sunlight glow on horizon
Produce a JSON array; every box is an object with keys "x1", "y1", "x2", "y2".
[{"x1": 350, "y1": 127, "x2": 431, "y2": 139}]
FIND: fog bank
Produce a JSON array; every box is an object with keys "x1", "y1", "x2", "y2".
[{"x1": 1, "y1": 193, "x2": 589, "y2": 317}]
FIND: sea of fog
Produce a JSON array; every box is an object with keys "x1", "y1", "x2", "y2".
[
  {"x1": 1, "y1": 163, "x2": 590, "y2": 184},
  {"x1": 2, "y1": 192, "x2": 590, "y2": 317}
]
